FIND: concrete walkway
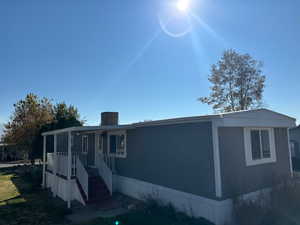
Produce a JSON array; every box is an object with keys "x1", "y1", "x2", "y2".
[
  {"x1": 0, "y1": 163, "x2": 28, "y2": 168},
  {"x1": 0, "y1": 160, "x2": 40, "y2": 168}
]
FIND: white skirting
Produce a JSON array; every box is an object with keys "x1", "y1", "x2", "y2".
[
  {"x1": 46, "y1": 171, "x2": 267, "y2": 225},
  {"x1": 45, "y1": 172, "x2": 85, "y2": 205},
  {"x1": 113, "y1": 175, "x2": 233, "y2": 225}
]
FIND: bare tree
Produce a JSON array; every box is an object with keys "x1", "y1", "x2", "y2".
[
  {"x1": 3, "y1": 93, "x2": 54, "y2": 163},
  {"x1": 199, "y1": 49, "x2": 266, "y2": 112}
]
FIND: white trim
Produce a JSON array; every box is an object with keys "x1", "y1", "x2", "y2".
[
  {"x1": 287, "y1": 128, "x2": 294, "y2": 177},
  {"x1": 113, "y1": 174, "x2": 232, "y2": 225},
  {"x1": 212, "y1": 120, "x2": 222, "y2": 198},
  {"x1": 46, "y1": 171, "x2": 272, "y2": 225},
  {"x1": 244, "y1": 128, "x2": 277, "y2": 166},
  {"x1": 67, "y1": 131, "x2": 72, "y2": 208},
  {"x1": 81, "y1": 135, "x2": 88, "y2": 154},
  {"x1": 42, "y1": 136, "x2": 46, "y2": 188},
  {"x1": 107, "y1": 131, "x2": 127, "y2": 158},
  {"x1": 113, "y1": 175, "x2": 272, "y2": 225},
  {"x1": 94, "y1": 134, "x2": 97, "y2": 166},
  {"x1": 42, "y1": 109, "x2": 296, "y2": 136},
  {"x1": 42, "y1": 125, "x2": 132, "y2": 136},
  {"x1": 131, "y1": 109, "x2": 296, "y2": 128},
  {"x1": 54, "y1": 134, "x2": 58, "y2": 197},
  {"x1": 220, "y1": 108, "x2": 296, "y2": 120}
]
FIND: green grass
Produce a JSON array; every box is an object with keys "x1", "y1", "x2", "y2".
[
  {"x1": 0, "y1": 174, "x2": 20, "y2": 202},
  {"x1": 0, "y1": 166, "x2": 70, "y2": 225}
]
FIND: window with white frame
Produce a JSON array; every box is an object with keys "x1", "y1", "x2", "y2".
[
  {"x1": 244, "y1": 128, "x2": 276, "y2": 166},
  {"x1": 108, "y1": 131, "x2": 127, "y2": 158},
  {"x1": 82, "y1": 135, "x2": 88, "y2": 154}
]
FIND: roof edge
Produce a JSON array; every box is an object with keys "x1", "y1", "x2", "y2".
[{"x1": 42, "y1": 108, "x2": 296, "y2": 135}]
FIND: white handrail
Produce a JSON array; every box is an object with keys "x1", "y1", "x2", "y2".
[
  {"x1": 48, "y1": 152, "x2": 77, "y2": 177},
  {"x1": 95, "y1": 152, "x2": 113, "y2": 195},
  {"x1": 76, "y1": 156, "x2": 89, "y2": 200},
  {"x1": 47, "y1": 153, "x2": 54, "y2": 171}
]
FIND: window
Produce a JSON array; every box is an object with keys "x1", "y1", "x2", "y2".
[
  {"x1": 250, "y1": 129, "x2": 271, "y2": 159},
  {"x1": 116, "y1": 134, "x2": 125, "y2": 155},
  {"x1": 108, "y1": 132, "x2": 127, "y2": 158},
  {"x1": 244, "y1": 128, "x2": 276, "y2": 166},
  {"x1": 82, "y1": 135, "x2": 88, "y2": 154}
]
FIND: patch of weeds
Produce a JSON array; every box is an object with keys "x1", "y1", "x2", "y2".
[
  {"x1": 80, "y1": 197, "x2": 214, "y2": 225},
  {"x1": 233, "y1": 178, "x2": 300, "y2": 225}
]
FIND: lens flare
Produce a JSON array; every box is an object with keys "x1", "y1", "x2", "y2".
[
  {"x1": 176, "y1": 0, "x2": 190, "y2": 12},
  {"x1": 158, "y1": 15, "x2": 192, "y2": 38},
  {"x1": 158, "y1": 1, "x2": 192, "y2": 38}
]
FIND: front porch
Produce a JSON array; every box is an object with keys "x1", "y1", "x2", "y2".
[{"x1": 41, "y1": 126, "x2": 126, "y2": 208}]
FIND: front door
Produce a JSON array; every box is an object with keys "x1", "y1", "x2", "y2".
[
  {"x1": 81, "y1": 135, "x2": 89, "y2": 166},
  {"x1": 80, "y1": 134, "x2": 96, "y2": 167},
  {"x1": 95, "y1": 133, "x2": 103, "y2": 165}
]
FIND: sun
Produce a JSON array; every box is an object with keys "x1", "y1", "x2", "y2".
[{"x1": 176, "y1": 0, "x2": 190, "y2": 12}]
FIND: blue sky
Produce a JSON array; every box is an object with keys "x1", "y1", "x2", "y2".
[{"x1": 0, "y1": 0, "x2": 299, "y2": 132}]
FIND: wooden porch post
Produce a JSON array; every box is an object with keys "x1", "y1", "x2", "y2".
[
  {"x1": 42, "y1": 135, "x2": 46, "y2": 188},
  {"x1": 67, "y1": 131, "x2": 72, "y2": 208},
  {"x1": 53, "y1": 134, "x2": 57, "y2": 197}
]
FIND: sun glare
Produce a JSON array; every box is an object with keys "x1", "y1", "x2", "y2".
[{"x1": 176, "y1": 0, "x2": 190, "y2": 12}]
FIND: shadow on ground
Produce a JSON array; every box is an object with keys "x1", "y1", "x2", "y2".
[{"x1": 0, "y1": 166, "x2": 70, "y2": 225}]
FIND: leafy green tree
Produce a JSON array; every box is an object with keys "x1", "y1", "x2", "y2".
[{"x1": 199, "y1": 49, "x2": 266, "y2": 112}]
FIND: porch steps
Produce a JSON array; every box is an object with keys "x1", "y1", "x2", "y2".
[
  {"x1": 88, "y1": 176, "x2": 111, "y2": 204},
  {"x1": 76, "y1": 179, "x2": 88, "y2": 203},
  {"x1": 86, "y1": 167, "x2": 99, "y2": 177},
  {"x1": 76, "y1": 168, "x2": 111, "y2": 205}
]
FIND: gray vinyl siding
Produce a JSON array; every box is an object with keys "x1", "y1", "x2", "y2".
[
  {"x1": 87, "y1": 134, "x2": 95, "y2": 166},
  {"x1": 115, "y1": 121, "x2": 216, "y2": 199},
  {"x1": 52, "y1": 131, "x2": 95, "y2": 167},
  {"x1": 46, "y1": 135, "x2": 54, "y2": 153},
  {"x1": 57, "y1": 133, "x2": 68, "y2": 152},
  {"x1": 72, "y1": 132, "x2": 95, "y2": 166},
  {"x1": 289, "y1": 127, "x2": 300, "y2": 158},
  {"x1": 219, "y1": 127, "x2": 291, "y2": 199}
]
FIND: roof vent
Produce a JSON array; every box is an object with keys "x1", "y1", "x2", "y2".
[{"x1": 101, "y1": 112, "x2": 119, "y2": 126}]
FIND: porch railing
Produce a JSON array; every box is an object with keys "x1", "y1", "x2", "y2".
[
  {"x1": 46, "y1": 152, "x2": 77, "y2": 177},
  {"x1": 76, "y1": 156, "x2": 89, "y2": 200},
  {"x1": 95, "y1": 152, "x2": 113, "y2": 195},
  {"x1": 47, "y1": 153, "x2": 54, "y2": 171}
]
